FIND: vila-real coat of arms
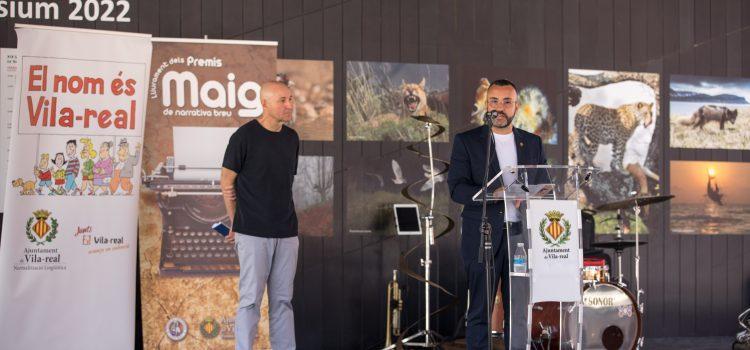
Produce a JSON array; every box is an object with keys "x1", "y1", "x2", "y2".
[
  {"x1": 25, "y1": 209, "x2": 58, "y2": 245},
  {"x1": 538, "y1": 210, "x2": 571, "y2": 247}
]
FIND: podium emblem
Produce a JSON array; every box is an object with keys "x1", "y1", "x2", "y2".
[{"x1": 538, "y1": 210, "x2": 571, "y2": 247}]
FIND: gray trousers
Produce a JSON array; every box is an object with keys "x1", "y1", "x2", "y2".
[{"x1": 235, "y1": 234, "x2": 299, "y2": 350}]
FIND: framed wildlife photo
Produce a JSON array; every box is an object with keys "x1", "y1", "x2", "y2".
[
  {"x1": 345, "y1": 61, "x2": 449, "y2": 141},
  {"x1": 293, "y1": 156, "x2": 334, "y2": 237},
  {"x1": 568, "y1": 69, "x2": 661, "y2": 234},
  {"x1": 276, "y1": 59, "x2": 334, "y2": 141},
  {"x1": 670, "y1": 161, "x2": 750, "y2": 235},
  {"x1": 669, "y1": 75, "x2": 750, "y2": 150},
  {"x1": 457, "y1": 65, "x2": 559, "y2": 144},
  {"x1": 344, "y1": 151, "x2": 450, "y2": 235}
]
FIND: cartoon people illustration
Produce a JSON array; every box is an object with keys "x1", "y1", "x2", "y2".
[
  {"x1": 80, "y1": 138, "x2": 97, "y2": 195},
  {"x1": 33, "y1": 153, "x2": 53, "y2": 195},
  {"x1": 51, "y1": 152, "x2": 66, "y2": 195},
  {"x1": 110, "y1": 138, "x2": 141, "y2": 195},
  {"x1": 93, "y1": 141, "x2": 113, "y2": 195},
  {"x1": 64, "y1": 139, "x2": 80, "y2": 195}
]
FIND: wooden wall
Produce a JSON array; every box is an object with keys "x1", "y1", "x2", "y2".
[{"x1": 2, "y1": 0, "x2": 750, "y2": 348}]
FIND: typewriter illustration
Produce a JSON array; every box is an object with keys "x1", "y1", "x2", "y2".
[{"x1": 143, "y1": 127, "x2": 239, "y2": 276}]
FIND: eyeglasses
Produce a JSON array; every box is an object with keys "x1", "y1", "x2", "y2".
[{"x1": 487, "y1": 98, "x2": 516, "y2": 109}]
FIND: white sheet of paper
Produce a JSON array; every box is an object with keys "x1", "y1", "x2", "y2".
[
  {"x1": 172, "y1": 126, "x2": 237, "y2": 181},
  {"x1": 0, "y1": 48, "x2": 18, "y2": 212}
]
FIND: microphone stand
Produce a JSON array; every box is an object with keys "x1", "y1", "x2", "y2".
[{"x1": 478, "y1": 112, "x2": 497, "y2": 350}]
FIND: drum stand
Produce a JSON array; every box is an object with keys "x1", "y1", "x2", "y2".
[
  {"x1": 614, "y1": 209, "x2": 626, "y2": 286},
  {"x1": 632, "y1": 203, "x2": 645, "y2": 349},
  {"x1": 614, "y1": 206, "x2": 645, "y2": 349}
]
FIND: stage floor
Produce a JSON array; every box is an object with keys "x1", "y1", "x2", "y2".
[
  {"x1": 646, "y1": 336, "x2": 734, "y2": 349},
  {"x1": 441, "y1": 336, "x2": 734, "y2": 349}
]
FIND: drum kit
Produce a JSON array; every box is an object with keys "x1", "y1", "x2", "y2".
[{"x1": 530, "y1": 194, "x2": 674, "y2": 350}]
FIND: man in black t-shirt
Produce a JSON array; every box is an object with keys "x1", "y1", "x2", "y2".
[{"x1": 221, "y1": 81, "x2": 300, "y2": 350}]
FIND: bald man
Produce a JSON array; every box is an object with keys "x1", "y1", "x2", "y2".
[{"x1": 221, "y1": 81, "x2": 300, "y2": 350}]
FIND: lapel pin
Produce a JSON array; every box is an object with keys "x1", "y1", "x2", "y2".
[{"x1": 520, "y1": 142, "x2": 524, "y2": 147}]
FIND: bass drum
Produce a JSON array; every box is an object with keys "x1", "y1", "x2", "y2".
[{"x1": 573, "y1": 283, "x2": 642, "y2": 350}]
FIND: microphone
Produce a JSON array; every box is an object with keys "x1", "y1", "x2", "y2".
[
  {"x1": 564, "y1": 171, "x2": 594, "y2": 200},
  {"x1": 484, "y1": 110, "x2": 499, "y2": 124}
]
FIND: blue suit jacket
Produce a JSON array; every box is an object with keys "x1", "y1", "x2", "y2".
[{"x1": 447, "y1": 125, "x2": 548, "y2": 222}]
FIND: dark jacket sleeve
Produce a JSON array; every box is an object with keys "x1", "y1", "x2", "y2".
[{"x1": 448, "y1": 133, "x2": 482, "y2": 206}]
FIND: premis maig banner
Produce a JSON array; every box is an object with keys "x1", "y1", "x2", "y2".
[{"x1": 139, "y1": 38, "x2": 277, "y2": 349}]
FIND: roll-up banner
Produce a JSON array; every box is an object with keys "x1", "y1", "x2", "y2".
[
  {"x1": 139, "y1": 38, "x2": 277, "y2": 349},
  {"x1": 0, "y1": 24, "x2": 152, "y2": 350}
]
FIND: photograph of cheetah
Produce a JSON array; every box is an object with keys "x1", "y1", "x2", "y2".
[
  {"x1": 568, "y1": 69, "x2": 661, "y2": 234},
  {"x1": 670, "y1": 74, "x2": 750, "y2": 150}
]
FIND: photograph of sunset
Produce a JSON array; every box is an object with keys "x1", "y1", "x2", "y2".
[{"x1": 670, "y1": 160, "x2": 750, "y2": 235}]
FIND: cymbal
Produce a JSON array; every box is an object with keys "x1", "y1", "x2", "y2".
[
  {"x1": 411, "y1": 115, "x2": 441, "y2": 124},
  {"x1": 581, "y1": 208, "x2": 597, "y2": 215},
  {"x1": 595, "y1": 195, "x2": 675, "y2": 211},
  {"x1": 591, "y1": 239, "x2": 647, "y2": 251}
]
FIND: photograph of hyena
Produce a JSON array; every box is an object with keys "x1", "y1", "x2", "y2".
[
  {"x1": 568, "y1": 69, "x2": 661, "y2": 234},
  {"x1": 346, "y1": 61, "x2": 449, "y2": 141},
  {"x1": 670, "y1": 74, "x2": 750, "y2": 150}
]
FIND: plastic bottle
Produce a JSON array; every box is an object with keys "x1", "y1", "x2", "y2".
[{"x1": 513, "y1": 242, "x2": 527, "y2": 273}]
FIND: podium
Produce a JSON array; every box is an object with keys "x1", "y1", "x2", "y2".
[{"x1": 473, "y1": 165, "x2": 597, "y2": 350}]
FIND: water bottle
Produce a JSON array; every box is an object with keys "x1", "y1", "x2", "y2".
[{"x1": 513, "y1": 243, "x2": 527, "y2": 273}]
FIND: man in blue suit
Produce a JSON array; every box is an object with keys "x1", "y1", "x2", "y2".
[{"x1": 448, "y1": 79, "x2": 548, "y2": 350}]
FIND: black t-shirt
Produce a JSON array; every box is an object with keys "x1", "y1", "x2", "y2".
[{"x1": 222, "y1": 119, "x2": 299, "y2": 238}]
